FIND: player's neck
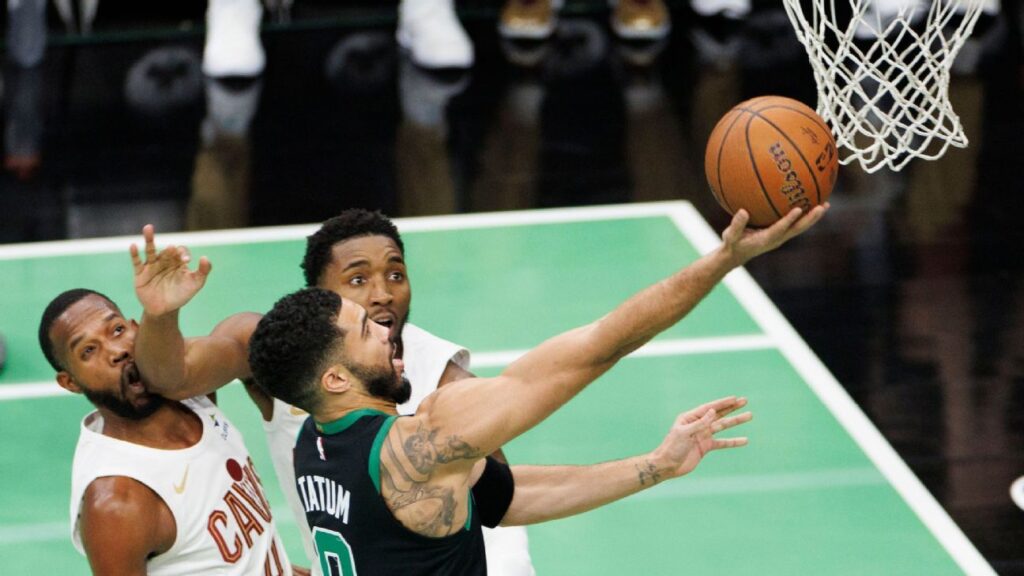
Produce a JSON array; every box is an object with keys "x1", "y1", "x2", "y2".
[
  {"x1": 98, "y1": 401, "x2": 202, "y2": 449},
  {"x1": 315, "y1": 394, "x2": 398, "y2": 424}
]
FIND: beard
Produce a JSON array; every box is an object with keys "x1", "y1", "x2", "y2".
[
  {"x1": 347, "y1": 359, "x2": 411, "y2": 405},
  {"x1": 79, "y1": 364, "x2": 166, "y2": 420}
]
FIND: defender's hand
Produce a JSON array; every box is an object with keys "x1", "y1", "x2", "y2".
[{"x1": 130, "y1": 224, "x2": 212, "y2": 317}]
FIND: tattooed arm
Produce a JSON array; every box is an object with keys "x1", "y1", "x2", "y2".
[
  {"x1": 500, "y1": 397, "x2": 752, "y2": 526},
  {"x1": 379, "y1": 417, "x2": 486, "y2": 537}
]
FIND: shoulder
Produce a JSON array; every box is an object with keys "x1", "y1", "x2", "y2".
[
  {"x1": 82, "y1": 476, "x2": 165, "y2": 519},
  {"x1": 80, "y1": 476, "x2": 176, "y2": 552},
  {"x1": 403, "y1": 323, "x2": 470, "y2": 369}
]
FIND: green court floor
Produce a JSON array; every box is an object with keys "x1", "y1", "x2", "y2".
[{"x1": 0, "y1": 202, "x2": 994, "y2": 574}]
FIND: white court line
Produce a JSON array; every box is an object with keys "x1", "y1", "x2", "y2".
[
  {"x1": 0, "y1": 202, "x2": 684, "y2": 260},
  {"x1": 471, "y1": 334, "x2": 774, "y2": 369},
  {"x1": 0, "y1": 382, "x2": 70, "y2": 400},
  {"x1": 0, "y1": 335, "x2": 775, "y2": 401},
  {"x1": 665, "y1": 202, "x2": 996, "y2": 576}
]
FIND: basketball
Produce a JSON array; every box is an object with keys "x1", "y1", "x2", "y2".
[{"x1": 704, "y1": 95, "x2": 838, "y2": 227}]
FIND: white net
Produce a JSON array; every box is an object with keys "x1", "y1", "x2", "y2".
[{"x1": 781, "y1": 0, "x2": 987, "y2": 172}]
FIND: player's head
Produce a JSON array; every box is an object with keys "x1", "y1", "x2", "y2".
[
  {"x1": 39, "y1": 289, "x2": 164, "y2": 420},
  {"x1": 302, "y1": 209, "x2": 410, "y2": 345},
  {"x1": 249, "y1": 288, "x2": 410, "y2": 414}
]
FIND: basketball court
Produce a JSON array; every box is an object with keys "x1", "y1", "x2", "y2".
[{"x1": 0, "y1": 202, "x2": 996, "y2": 574}]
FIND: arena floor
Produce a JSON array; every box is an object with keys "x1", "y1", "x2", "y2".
[{"x1": 0, "y1": 204, "x2": 995, "y2": 574}]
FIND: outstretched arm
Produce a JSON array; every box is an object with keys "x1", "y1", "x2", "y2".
[
  {"x1": 131, "y1": 224, "x2": 258, "y2": 399},
  {"x1": 499, "y1": 396, "x2": 752, "y2": 526},
  {"x1": 416, "y1": 206, "x2": 825, "y2": 461}
]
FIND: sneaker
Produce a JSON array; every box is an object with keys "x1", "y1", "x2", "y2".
[
  {"x1": 610, "y1": 0, "x2": 671, "y2": 40},
  {"x1": 397, "y1": 0, "x2": 474, "y2": 69},
  {"x1": 203, "y1": 0, "x2": 265, "y2": 78},
  {"x1": 499, "y1": 0, "x2": 561, "y2": 40}
]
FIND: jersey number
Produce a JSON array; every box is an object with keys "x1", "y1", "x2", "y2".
[{"x1": 312, "y1": 527, "x2": 358, "y2": 576}]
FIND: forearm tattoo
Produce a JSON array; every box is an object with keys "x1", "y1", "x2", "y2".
[{"x1": 636, "y1": 459, "x2": 662, "y2": 486}]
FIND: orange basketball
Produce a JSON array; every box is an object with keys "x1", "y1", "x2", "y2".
[{"x1": 705, "y1": 95, "x2": 838, "y2": 227}]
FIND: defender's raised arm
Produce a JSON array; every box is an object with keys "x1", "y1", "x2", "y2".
[{"x1": 131, "y1": 224, "x2": 258, "y2": 400}]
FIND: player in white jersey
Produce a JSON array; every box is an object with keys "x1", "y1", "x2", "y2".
[
  {"x1": 38, "y1": 287, "x2": 303, "y2": 575},
  {"x1": 132, "y1": 211, "x2": 536, "y2": 575},
  {"x1": 70, "y1": 396, "x2": 289, "y2": 576}
]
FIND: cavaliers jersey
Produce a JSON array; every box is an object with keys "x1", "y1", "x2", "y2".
[
  {"x1": 294, "y1": 409, "x2": 487, "y2": 576},
  {"x1": 69, "y1": 396, "x2": 291, "y2": 576}
]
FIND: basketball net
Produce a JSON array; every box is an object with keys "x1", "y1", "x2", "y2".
[{"x1": 781, "y1": 0, "x2": 987, "y2": 172}]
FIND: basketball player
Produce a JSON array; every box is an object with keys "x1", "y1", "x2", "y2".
[
  {"x1": 130, "y1": 211, "x2": 536, "y2": 575},
  {"x1": 37, "y1": 289, "x2": 304, "y2": 575},
  {"x1": 246, "y1": 204, "x2": 826, "y2": 574}
]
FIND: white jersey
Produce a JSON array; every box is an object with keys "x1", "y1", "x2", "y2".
[
  {"x1": 70, "y1": 396, "x2": 291, "y2": 576},
  {"x1": 265, "y1": 323, "x2": 535, "y2": 576}
]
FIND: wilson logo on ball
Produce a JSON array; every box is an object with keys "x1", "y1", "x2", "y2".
[{"x1": 705, "y1": 95, "x2": 838, "y2": 227}]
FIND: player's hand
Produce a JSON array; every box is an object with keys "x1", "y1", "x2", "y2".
[
  {"x1": 721, "y1": 203, "x2": 829, "y2": 265},
  {"x1": 651, "y1": 396, "x2": 752, "y2": 479},
  {"x1": 130, "y1": 224, "x2": 212, "y2": 317},
  {"x1": 291, "y1": 565, "x2": 312, "y2": 576}
]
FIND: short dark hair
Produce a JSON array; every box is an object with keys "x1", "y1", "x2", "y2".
[
  {"x1": 302, "y1": 209, "x2": 404, "y2": 287},
  {"x1": 38, "y1": 289, "x2": 116, "y2": 371},
  {"x1": 249, "y1": 288, "x2": 348, "y2": 413}
]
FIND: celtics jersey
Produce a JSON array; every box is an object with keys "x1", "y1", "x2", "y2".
[{"x1": 294, "y1": 409, "x2": 487, "y2": 576}]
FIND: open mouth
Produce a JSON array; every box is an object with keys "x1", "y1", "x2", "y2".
[
  {"x1": 372, "y1": 316, "x2": 394, "y2": 330},
  {"x1": 121, "y1": 363, "x2": 145, "y2": 394},
  {"x1": 371, "y1": 313, "x2": 399, "y2": 340}
]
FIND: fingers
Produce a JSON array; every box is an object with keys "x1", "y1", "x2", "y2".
[
  {"x1": 781, "y1": 203, "x2": 828, "y2": 240},
  {"x1": 777, "y1": 206, "x2": 805, "y2": 230},
  {"x1": 679, "y1": 408, "x2": 717, "y2": 435},
  {"x1": 704, "y1": 396, "x2": 746, "y2": 417},
  {"x1": 176, "y1": 246, "x2": 192, "y2": 264},
  {"x1": 129, "y1": 243, "x2": 143, "y2": 272},
  {"x1": 710, "y1": 411, "x2": 753, "y2": 434},
  {"x1": 197, "y1": 256, "x2": 213, "y2": 280},
  {"x1": 681, "y1": 396, "x2": 745, "y2": 423},
  {"x1": 143, "y1": 224, "x2": 157, "y2": 260},
  {"x1": 721, "y1": 210, "x2": 749, "y2": 244},
  {"x1": 712, "y1": 437, "x2": 748, "y2": 450}
]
